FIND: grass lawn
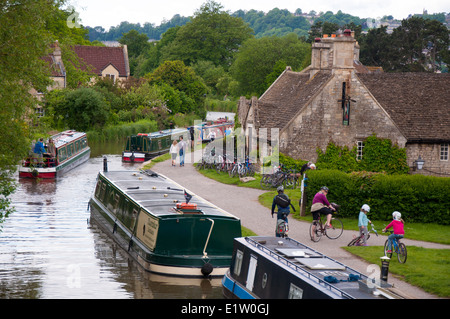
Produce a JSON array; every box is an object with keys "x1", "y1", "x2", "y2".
[{"x1": 344, "y1": 245, "x2": 450, "y2": 298}]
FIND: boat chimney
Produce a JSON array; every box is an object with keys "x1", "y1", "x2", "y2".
[{"x1": 103, "y1": 156, "x2": 108, "y2": 172}]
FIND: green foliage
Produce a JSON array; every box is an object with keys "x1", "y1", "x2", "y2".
[
  {"x1": 50, "y1": 88, "x2": 110, "y2": 131},
  {"x1": 231, "y1": 33, "x2": 310, "y2": 96},
  {"x1": 160, "y1": 1, "x2": 254, "y2": 69},
  {"x1": 316, "y1": 135, "x2": 409, "y2": 174},
  {"x1": 304, "y1": 170, "x2": 450, "y2": 225}
]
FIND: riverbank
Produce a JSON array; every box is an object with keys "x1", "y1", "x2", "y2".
[{"x1": 147, "y1": 149, "x2": 449, "y2": 299}]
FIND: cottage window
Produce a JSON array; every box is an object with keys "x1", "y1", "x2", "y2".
[
  {"x1": 356, "y1": 141, "x2": 364, "y2": 160},
  {"x1": 441, "y1": 144, "x2": 449, "y2": 161},
  {"x1": 105, "y1": 74, "x2": 115, "y2": 83}
]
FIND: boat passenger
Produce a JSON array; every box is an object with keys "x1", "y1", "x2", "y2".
[{"x1": 33, "y1": 138, "x2": 46, "y2": 167}]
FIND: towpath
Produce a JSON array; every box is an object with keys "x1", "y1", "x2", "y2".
[{"x1": 150, "y1": 149, "x2": 448, "y2": 299}]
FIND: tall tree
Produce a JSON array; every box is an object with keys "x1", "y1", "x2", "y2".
[
  {"x1": 161, "y1": 1, "x2": 253, "y2": 69},
  {"x1": 231, "y1": 33, "x2": 310, "y2": 96},
  {"x1": 0, "y1": 0, "x2": 65, "y2": 224}
]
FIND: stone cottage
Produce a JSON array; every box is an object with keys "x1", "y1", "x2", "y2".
[{"x1": 238, "y1": 30, "x2": 450, "y2": 176}]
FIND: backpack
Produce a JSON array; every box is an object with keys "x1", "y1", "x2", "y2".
[{"x1": 274, "y1": 194, "x2": 295, "y2": 211}]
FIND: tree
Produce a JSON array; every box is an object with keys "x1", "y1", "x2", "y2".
[
  {"x1": 161, "y1": 1, "x2": 253, "y2": 69},
  {"x1": 146, "y1": 60, "x2": 207, "y2": 114},
  {"x1": 231, "y1": 33, "x2": 310, "y2": 96},
  {"x1": 52, "y1": 88, "x2": 110, "y2": 131},
  {"x1": 0, "y1": 0, "x2": 65, "y2": 223}
]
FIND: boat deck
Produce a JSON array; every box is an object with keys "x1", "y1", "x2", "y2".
[
  {"x1": 102, "y1": 170, "x2": 237, "y2": 218},
  {"x1": 242, "y1": 236, "x2": 401, "y2": 299}
]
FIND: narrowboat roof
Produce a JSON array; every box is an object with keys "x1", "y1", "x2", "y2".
[
  {"x1": 100, "y1": 170, "x2": 239, "y2": 219},
  {"x1": 51, "y1": 130, "x2": 87, "y2": 149},
  {"x1": 137, "y1": 128, "x2": 187, "y2": 139},
  {"x1": 238, "y1": 236, "x2": 401, "y2": 299}
]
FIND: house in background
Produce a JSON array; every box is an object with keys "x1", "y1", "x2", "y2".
[
  {"x1": 32, "y1": 42, "x2": 130, "y2": 117},
  {"x1": 238, "y1": 30, "x2": 450, "y2": 176},
  {"x1": 73, "y1": 45, "x2": 130, "y2": 83}
]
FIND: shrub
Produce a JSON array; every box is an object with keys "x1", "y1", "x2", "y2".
[{"x1": 304, "y1": 170, "x2": 450, "y2": 225}]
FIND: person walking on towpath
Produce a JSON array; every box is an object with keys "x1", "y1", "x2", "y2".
[{"x1": 178, "y1": 135, "x2": 186, "y2": 167}]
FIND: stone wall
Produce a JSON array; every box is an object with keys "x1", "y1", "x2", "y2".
[
  {"x1": 407, "y1": 143, "x2": 450, "y2": 176},
  {"x1": 280, "y1": 70, "x2": 407, "y2": 162}
]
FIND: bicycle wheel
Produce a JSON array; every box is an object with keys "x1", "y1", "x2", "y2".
[
  {"x1": 384, "y1": 240, "x2": 393, "y2": 259},
  {"x1": 397, "y1": 243, "x2": 407, "y2": 263},
  {"x1": 260, "y1": 175, "x2": 272, "y2": 189},
  {"x1": 309, "y1": 221, "x2": 322, "y2": 242},
  {"x1": 347, "y1": 235, "x2": 362, "y2": 247},
  {"x1": 325, "y1": 217, "x2": 343, "y2": 239}
]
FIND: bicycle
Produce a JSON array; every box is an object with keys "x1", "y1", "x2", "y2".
[
  {"x1": 383, "y1": 230, "x2": 407, "y2": 263},
  {"x1": 275, "y1": 213, "x2": 289, "y2": 238},
  {"x1": 347, "y1": 223, "x2": 378, "y2": 246},
  {"x1": 309, "y1": 204, "x2": 343, "y2": 242}
]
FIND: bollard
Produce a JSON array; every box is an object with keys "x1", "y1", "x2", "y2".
[
  {"x1": 103, "y1": 156, "x2": 108, "y2": 172},
  {"x1": 380, "y1": 256, "x2": 390, "y2": 283}
]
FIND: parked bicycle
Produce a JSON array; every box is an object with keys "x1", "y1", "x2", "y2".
[
  {"x1": 260, "y1": 165, "x2": 298, "y2": 189},
  {"x1": 309, "y1": 203, "x2": 343, "y2": 242},
  {"x1": 383, "y1": 230, "x2": 407, "y2": 263},
  {"x1": 347, "y1": 223, "x2": 378, "y2": 246}
]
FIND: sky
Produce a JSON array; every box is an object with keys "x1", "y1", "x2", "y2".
[{"x1": 69, "y1": 0, "x2": 450, "y2": 30}]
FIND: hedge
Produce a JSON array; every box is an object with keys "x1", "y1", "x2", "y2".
[{"x1": 304, "y1": 170, "x2": 450, "y2": 225}]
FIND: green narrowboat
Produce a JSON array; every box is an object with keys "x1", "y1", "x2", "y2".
[
  {"x1": 122, "y1": 128, "x2": 187, "y2": 163},
  {"x1": 89, "y1": 169, "x2": 241, "y2": 277}
]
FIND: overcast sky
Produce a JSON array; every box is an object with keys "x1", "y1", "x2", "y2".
[{"x1": 69, "y1": 0, "x2": 449, "y2": 29}]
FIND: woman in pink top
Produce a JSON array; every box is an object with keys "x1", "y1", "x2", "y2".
[{"x1": 383, "y1": 211, "x2": 405, "y2": 253}]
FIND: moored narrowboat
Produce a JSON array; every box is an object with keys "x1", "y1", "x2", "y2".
[
  {"x1": 194, "y1": 119, "x2": 234, "y2": 143},
  {"x1": 122, "y1": 128, "x2": 187, "y2": 163},
  {"x1": 19, "y1": 130, "x2": 90, "y2": 179},
  {"x1": 88, "y1": 169, "x2": 241, "y2": 277},
  {"x1": 222, "y1": 236, "x2": 407, "y2": 299}
]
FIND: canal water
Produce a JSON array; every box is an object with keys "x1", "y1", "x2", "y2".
[{"x1": 0, "y1": 141, "x2": 222, "y2": 299}]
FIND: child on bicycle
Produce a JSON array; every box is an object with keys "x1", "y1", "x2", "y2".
[
  {"x1": 271, "y1": 186, "x2": 293, "y2": 237},
  {"x1": 382, "y1": 211, "x2": 405, "y2": 253},
  {"x1": 357, "y1": 204, "x2": 372, "y2": 246}
]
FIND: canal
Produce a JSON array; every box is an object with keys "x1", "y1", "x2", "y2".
[{"x1": 0, "y1": 140, "x2": 223, "y2": 299}]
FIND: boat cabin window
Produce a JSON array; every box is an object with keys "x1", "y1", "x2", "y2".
[
  {"x1": 95, "y1": 181, "x2": 102, "y2": 198},
  {"x1": 233, "y1": 249, "x2": 244, "y2": 276},
  {"x1": 288, "y1": 283, "x2": 303, "y2": 299}
]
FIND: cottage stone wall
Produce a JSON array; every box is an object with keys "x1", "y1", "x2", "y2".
[
  {"x1": 280, "y1": 71, "x2": 407, "y2": 162},
  {"x1": 407, "y1": 143, "x2": 450, "y2": 176}
]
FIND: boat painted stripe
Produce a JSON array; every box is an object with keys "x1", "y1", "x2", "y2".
[{"x1": 222, "y1": 274, "x2": 256, "y2": 299}]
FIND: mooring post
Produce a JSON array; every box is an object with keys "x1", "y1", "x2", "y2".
[
  {"x1": 380, "y1": 255, "x2": 390, "y2": 283},
  {"x1": 103, "y1": 156, "x2": 108, "y2": 172}
]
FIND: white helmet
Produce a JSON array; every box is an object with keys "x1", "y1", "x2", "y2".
[
  {"x1": 310, "y1": 164, "x2": 316, "y2": 169},
  {"x1": 393, "y1": 211, "x2": 401, "y2": 220},
  {"x1": 361, "y1": 204, "x2": 370, "y2": 212}
]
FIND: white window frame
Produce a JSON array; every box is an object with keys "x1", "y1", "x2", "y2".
[
  {"x1": 356, "y1": 141, "x2": 364, "y2": 160},
  {"x1": 440, "y1": 143, "x2": 449, "y2": 161}
]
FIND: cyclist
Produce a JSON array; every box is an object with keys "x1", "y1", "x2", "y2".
[
  {"x1": 311, "y1": 186, "x2": 335, "y2": 228},
  {"x1": 271, "y1": 186, "x2": 291, "y2": 237},
  {"x1": 382, "y1": 211, "x2": 405, "y2": 253},
  {"x1": 357, "y1": 204, "x2": 372, "y2": 246}
]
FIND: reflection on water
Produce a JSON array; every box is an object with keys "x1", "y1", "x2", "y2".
[{"x1": 0, "y1": 151, "x2": 223, "y2": 299}]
